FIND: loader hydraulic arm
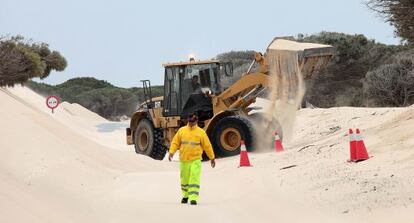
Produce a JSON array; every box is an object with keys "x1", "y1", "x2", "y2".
[{"x1": 212, "y1": 52, "x2": 272, "y2": 114}]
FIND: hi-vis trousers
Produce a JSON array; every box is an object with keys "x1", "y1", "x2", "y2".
[{"x1": 180, "y1": 160, "x2": 201, "y2": 201}]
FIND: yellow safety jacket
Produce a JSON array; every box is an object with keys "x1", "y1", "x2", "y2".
[{"x1": 169, "y1": 124, "x2": 215, "y2": 161}]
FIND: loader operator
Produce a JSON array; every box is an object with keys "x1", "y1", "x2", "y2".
[
  {"x1": 191, "y1": 75, "x2": 202, "y2": 94},
  {"x1": 168, "y1": 113, "x2": 215, "y2": 205}
]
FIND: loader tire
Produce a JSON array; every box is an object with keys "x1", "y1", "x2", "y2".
[
  {"x1": 134, "y1": 118, "x2": 167, "y2": 160},
  {"x1": 249, "y1": 113, "x2": 283, "y2": 150},
  {"x1": 211, "y1": 116, "x2": 254, "y2": 157}
]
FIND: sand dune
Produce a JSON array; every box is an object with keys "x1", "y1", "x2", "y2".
[
  {"x1": 1, "y1": 86, "x2": 413, "y2": 222},
  {"x1": 0, "y1": 87, "x2": 169, "y2": 222}
]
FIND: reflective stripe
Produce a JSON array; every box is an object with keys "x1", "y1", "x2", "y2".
[
  {"x1": 188, "y1": 191, "x2": 199, "y2": 195},
  {"x1": 188, "y1": 184, "x2": 200, "y2": 188},
  {"x1": 240, "y1": 144, "x2": 247, "y2": 152},
  {"x1": 349, "y1": 134, "x2": 355, "y2": 141},
  {"x1": 181, "y1": 184, "x2": 188, "y2": 187},
  {"x1": 181, "y1": 141, "x2": 201, "y2": 146},
  {"x1": 181, "y1": 188, "x2": 188, "y2": 192}
]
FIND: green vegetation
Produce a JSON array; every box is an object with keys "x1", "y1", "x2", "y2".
[
  {"x1": 299, "y1": 32, "x2": 411, "y2": 107},
  {"x1": 364, "y1": 49, "x2": 414, "y2": 106},
  {"x1": 366, "y1": 0, "x2": 414, "y2": 44},
  {"x1": 0, "y1": 35, "x2": 67, "y2": 87},
  {"x1": 27, "y1": 77, "x2": 163, "y2": 120}
]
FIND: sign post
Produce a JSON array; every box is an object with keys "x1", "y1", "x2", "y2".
[{"x1": 46, "y1": 96, "x2": 60, "y2": 113}]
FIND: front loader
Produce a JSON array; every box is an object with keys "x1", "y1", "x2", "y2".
[{"x1": 126, "y1": 38, "x2": 334, "y2": 160}]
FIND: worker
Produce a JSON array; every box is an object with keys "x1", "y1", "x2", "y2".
[
  {"x1": 191, "y1": 75, "x2": 202, "y2": 94},
  {"x1": 168, "y1": 112, "x2": 215, "y2": 205}
]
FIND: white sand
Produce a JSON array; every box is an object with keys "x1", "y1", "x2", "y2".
[
  {"x1": 4, "y1": 86, "x2": 129, "y2": 151},
  {"x1": 268, "y1": 38, "x2": 332, "y2": 51},
  {"x1": 1, "y1": 86, "x2": 414, "y2": 223}
]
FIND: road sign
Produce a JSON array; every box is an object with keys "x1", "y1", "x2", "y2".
[{"x1": 46, "y1": 95, "x2": 60, "y2": 113}]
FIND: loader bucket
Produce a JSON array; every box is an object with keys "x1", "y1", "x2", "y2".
[{"x1": 267, "y1": 38, "x2": 333, "y2": 79}]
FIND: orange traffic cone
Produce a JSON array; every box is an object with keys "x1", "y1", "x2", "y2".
[
  {"x1": 355, "y1": 128, "x2": 369, "y2": 161},
  {"x1": 348, "y1": 129, "x2": 357, "y2": 162},
  {"x1": 274, "y1": 131, "x2": 284, "y2": 152},
  {"x1": 239, "y1": 140, "x2": 252, "y2": 167}
]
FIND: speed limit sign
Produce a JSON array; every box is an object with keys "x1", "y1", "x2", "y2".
[{"x1": 46, "y1": 95, "x2": 60, "y2": 113}]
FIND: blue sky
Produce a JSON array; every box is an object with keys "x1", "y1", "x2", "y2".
[{"x1": 0, "y1": 0, "x2": 399, "y2": 87}]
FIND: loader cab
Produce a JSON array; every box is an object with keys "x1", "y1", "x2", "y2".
[{"x1": 162, "y1": 60, "x2": 233, "y2": 120}]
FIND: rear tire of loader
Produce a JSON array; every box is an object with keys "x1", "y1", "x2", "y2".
[
  {"x1": 134, "y1": 118, "x2": 167, "y2": 160},
  {"x1": 211, "y1": 116, "x2": 254, "y2": 157}
]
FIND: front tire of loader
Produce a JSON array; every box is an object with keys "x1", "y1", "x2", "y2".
[
  {"x1": 249, "y1": 112, "x2": 283, "y2": 151},
  {"x1": 211, "y1": 116, "x2": 254, "y2": 157},
  {"x1": 249, "y1": 112, "x2": 283, "y2": 141},
  {"x1": 134, "y1": 118, "x2": 167, "y2": 160}
]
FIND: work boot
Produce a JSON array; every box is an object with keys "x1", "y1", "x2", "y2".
[
  {"x1": 190, "y1": 200, "x2": 197, "y2": 205},
  {"x1": 181, "y1": 198, "x2": 188, "y2": 204}
]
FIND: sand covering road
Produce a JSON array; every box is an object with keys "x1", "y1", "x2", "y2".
[{"x1": 1, "y1": 86, "x2": 414, "y2": 222}]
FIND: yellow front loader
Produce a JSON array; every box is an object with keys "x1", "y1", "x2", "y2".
[{"x1": 126, "y1": 38, "x2": 333, "y2": 160}]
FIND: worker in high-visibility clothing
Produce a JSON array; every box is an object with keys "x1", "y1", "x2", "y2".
[{"x1": 168, "y1": 112, "x2": 215, "y2": 205}]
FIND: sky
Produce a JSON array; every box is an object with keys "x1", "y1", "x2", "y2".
[{"x1": 0, "y1": 0, "x2": 399, "y2": 87}]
